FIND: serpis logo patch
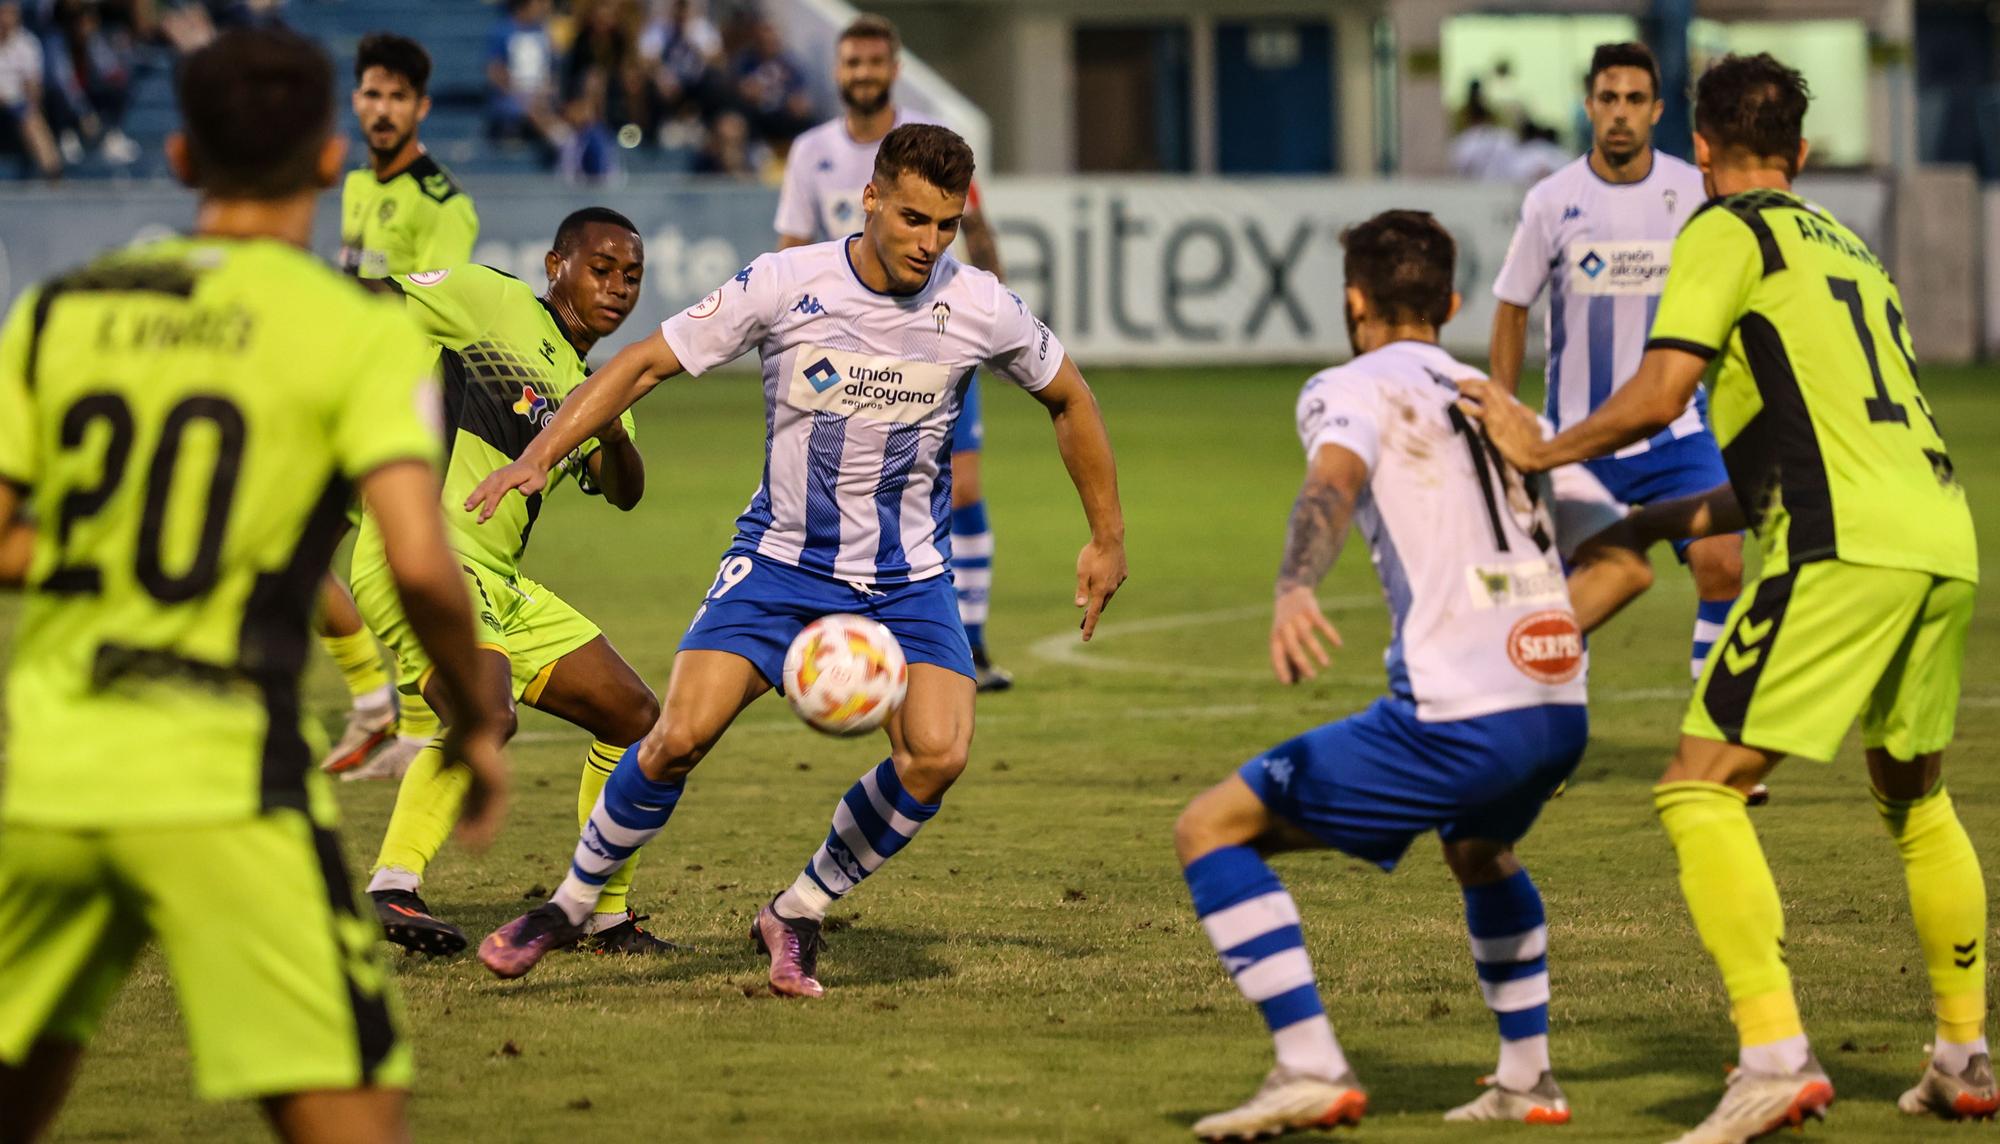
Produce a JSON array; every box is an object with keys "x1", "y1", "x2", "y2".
[
  {"x1": 512, "y1": 385, "x2": 549, "y2": 419},
  {"x1": 803, "y1": 357, "x2": 841, "y2": 393}
]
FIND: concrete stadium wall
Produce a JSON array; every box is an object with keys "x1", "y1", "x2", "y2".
[{"x1": 0, "y1": 173, "x2": 1923, "y2": 366}]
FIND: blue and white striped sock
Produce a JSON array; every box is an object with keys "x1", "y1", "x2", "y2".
[
  {"x1": 776, "y1": 758, "x2": 939, "y2": 922},
  {"x1": 952, "y1": 501, "x2": 993, "y2": 650},
  {"x1": 1185, "y1": 846, "x2": 1348, "y2": 1079},
  {"x1": 551, "y1": 745, "x2": 683, "y2": 925},
  {"x1": 1692, "y1": 596, "x2": 1736, "y2": 679},
  {"x1": 1464, "y1": 868, "x2": 1552, "y2": 1091}
]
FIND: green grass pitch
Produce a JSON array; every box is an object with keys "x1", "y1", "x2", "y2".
[{"x1": 11, "y1": 363, "x2": 2000, "y2": 1142}]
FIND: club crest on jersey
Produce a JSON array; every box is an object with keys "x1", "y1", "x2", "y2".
[
  {"x1": 932, "y1": 301, "x2": 951, "y2": 335},
  {"x1": 512, "y1": 385, "x2": 552, "y2": 426},
  {"x1": 1663, "y1": 188, "x2": 1679, "y2": 214},
  {"x1": 789, "y1": 345, "x2": 953, "y2": 424},
  {"x1": 1507, "y1": 610, "x2": 1584, "y2": 684}
]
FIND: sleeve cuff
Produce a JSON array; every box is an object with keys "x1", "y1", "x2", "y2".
[
  {"x1": 1645, "y1": 337, "x2": 1718, "y2": 361},
  {"x1": 659, "y1": 321, "x2": 710, "y2": 379}
]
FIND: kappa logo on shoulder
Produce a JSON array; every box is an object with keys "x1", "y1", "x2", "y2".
[
  {"x1": 803, "y1": 357, "x2": 841, "y2": 393},
  {"x1": 1560, "y1": 205, "x2": 1583, "y2": 222}
]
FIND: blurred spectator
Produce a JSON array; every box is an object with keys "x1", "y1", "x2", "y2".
[
  {"x1": 1507, "y1": 121, "x2": 1570, "y2": 183},
  {"x1": 208, "y1": 0, "x2": 284, "y2": 29},
  {"x1": 641, "y1": 0, "x2": 722, "y2": 138},
  {"x1": 0, "y1": 0, "x2": 59, "y2": 177},
  {"x1": 730, "y1": 17, "x2": 810, "y2": 147},
  {"x1": 1451, "y1": 79, "x2": 1516, "y2": 180},
  {"x1": 487, "y1": 0, "x2": 564, "y2": 155},
  {"x1": 692, "y1": 105, "x2": 766, "y2": 175},
  {"x1": 41, "y1": 0, "x2": 138, "y2": 164},
  {"x1": 563, "y1": 0, "x2": 643, "y2": 132}
]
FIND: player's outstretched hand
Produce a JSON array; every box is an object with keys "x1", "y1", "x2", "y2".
[
  {"x1": 441, "y1": 716, "x2": 510, "y2": 852},
  {"x1": 464, "y1": 460, "x2": 550, "y2": 523},
  {"x1": 1455, "y1": 378, "x2": 1549, "y2": 473},
  {"x1": 1075, "y1": 537, "x2": 1127, "y2": 641},
  {"x1": 1270, "y1": 585, "x2": 1342, "y2": 684}
]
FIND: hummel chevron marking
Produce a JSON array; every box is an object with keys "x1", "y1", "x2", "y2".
[
  {"x1": 1723, "y1": 644, "x2": 1763, "y2": 674},
  {"x1": 1736, "y1": 617, "x2": 1775, "y2": 646},
  {"x1": 1956, "y1": 939, "x2": 1979, "y2": 968}
]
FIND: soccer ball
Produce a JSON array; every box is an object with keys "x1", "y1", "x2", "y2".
[{"x1": 782, "y1": 614, "x2": 909, "y2": 737}]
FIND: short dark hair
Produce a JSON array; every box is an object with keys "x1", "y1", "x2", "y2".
[
  {"x1": 355, "y1": 32, "x2": 431, "y2": 96},
  {"x1": 1695, "y1": 53, "x2": 1811, "y2": 174},
  {"x1": 176, "y1": 27, "x2": 334, "y2": 200},
  {"x1": 839, "y1": 14, "x2": 899, "y2": 54},
  {"x1": 1586, "y1": 41, "x2": 1660, "y2": 99},
  {"x1": 554, "y1": 207, "x2": 641, "y2": 254},
  {"x1": 1340, "y1": 210, "x2": 1456, "y2": 328},
  {"x1": 872, "y1": 123, "x2": 974, "y2": 197}
]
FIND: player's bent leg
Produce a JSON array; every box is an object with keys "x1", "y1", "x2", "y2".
[
  {"x1": 316, "y1": 573, "x2": 398, "y2": 775},
  {"x1": 0, "y1": 1037, "x2": 85, "y2": 1144},
  {"x1": 262, "y1": 1089, "x2": 408, "y2": 1144},
  {"x1": 1178, "y1": 778, "x2": 1364, "y2": 1140},
  {"x1": 1437, "y1": 840, "x2": 1569, "y2": 1126},
  {"x1": 950, "y1": 451, "x2": 1010, "y2": 692},
  {"x1": 1867, "y1": 748, "x2": 1997, "y2": 1119},
  {"x1": 366, "y1": 650, "x2": 516, "y2": 956},
  {"x1": 1685, "y1": 533, "x2": 1745, "y2": 678},
  {"x1": 528, "y1": 637, "x2": 679, "y2": 952},
  {"x1": 482, "y1": 651, "x2": 767, "y2": 980},
  {"x1": 755, "y1": 665, "x2": 973, "y2": 998}
]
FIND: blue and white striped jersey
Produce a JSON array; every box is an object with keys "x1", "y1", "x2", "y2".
[
  {"x1": 1492, "y1": 152, "x2": 1709, "y2": 458},
  {"x1": 660, "y1": 239, "x2": 1064, "y2": 585}
]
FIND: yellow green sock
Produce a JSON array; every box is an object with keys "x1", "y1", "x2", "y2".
[
  {"x1": 397, "y1": 690, "x2": 440, "y2": 741},
  {"x1": 1876, "y1": 781, "x2": 1988, "y2": 1045},
  {"x1": 579, "y1": 740, "x2": 642, "y2": 917},
  {"x1": 1655, "y1": 781, "x2": 1803, "y2": 1050},
  {"x1": 321, "y1": 628, "x2": 389, "y2": 702},
  {"x1": 373, "y1": 743, "x2": 469, "y2": 878}
]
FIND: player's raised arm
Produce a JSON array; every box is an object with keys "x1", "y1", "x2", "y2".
[
  {"x1": 1460, "y1": 345, "x2": 1707, "y2": 471},
  {"x1": 1023, "y1": 354, "x2": 1126, "y2": 640},
  {"x1": 465, "y1": 329, "x2": 684, "y2": 521},
  {"x1": 1270, "y1": 443, "x2": 1365, "y2": 684}
]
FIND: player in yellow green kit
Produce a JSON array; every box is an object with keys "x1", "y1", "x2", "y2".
[
  {"x1": 0, "y1": 29, "x2": 508, "y2": 1142},
  {"x1": 319, "y1": 32, "x2": 481, "y2": 780},
  {"x1": 1466, "y1": 53, "x2": 1989, "y2": 1143},
  {"x1": 356, "y1": 210, "x2": 673, "y2": 959}
]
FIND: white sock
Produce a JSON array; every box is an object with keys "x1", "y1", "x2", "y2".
[
  {"x1": 1495, "y1": 1033, "x2": 1550, "y2": 1091},
  {"x1": 367, "y1": 866, "x2": 420, "y2": 894},
  {"x1": 1273, "y1": 1017, "x2": 1349, "y2": 1080},
  {"x1": 551, "y1": 873, "x2": 600, "y2": 926},
  {"x1": 775, "y1": 872, "x2": 834, "y2": 922},
  {"x1": 1936, "y1": 1036, "x2": 1989, "y2": 1074},
  {"x1": 586, "y1": 910, "x2": 630, "y2": 935},
  {"x1": 355, "y1": 682, "x2": 396, "y2": 713},
  {"x1": 1740, "y1": 1033, "x2": 1811, "y2": 1075}
]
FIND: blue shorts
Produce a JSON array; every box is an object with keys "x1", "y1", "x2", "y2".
[
  {"x1": 679, "y1": 551, "x2": 974, "y2": 690},
  {"x1": 950, "y1": 372, "x2": 983, "y2": 454},
  {"x1": 1583, "y1": 430, "x2": 1733, "y2": 560},
  {"x1": 1238, "y1": 698, "x2": 1589, "y2": 870}
]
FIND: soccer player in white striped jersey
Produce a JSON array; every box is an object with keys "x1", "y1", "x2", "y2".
[
  {"x1": 467, "y1": 124, "x2": 1126, "y2": 995},
  {"x1": 775, "y1": 15, "x2": 1016, "y2": 691},
  {"x1": 1173, "y1": 210, "x2": 1659, "y2": 1139},
  {"x1": 1490, "y1": 44, "x2": 1747, "y2": 691}
]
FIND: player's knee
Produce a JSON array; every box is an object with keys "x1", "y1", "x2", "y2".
[
  {"x1": 639, "y1": 722, "x2": 713, "y2": 780},
  {"x1": 897, "y1": 736, "x2": 970, "y2": 797},
  {"x1": 1174, "y1": 796, "x2": 1232, "y2": 866},
  {"x1": 489, "y1": 704, "x2": 519, "y2": 744},
  {"x1": 606, "y1": 684, "x2": 661, "y2": 746},
  {"x1": 1690, "y1": 540, "x2": 1744, "y2": 598}
]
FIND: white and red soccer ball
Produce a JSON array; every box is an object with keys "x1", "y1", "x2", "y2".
[{"x1": 782, "y1": 614, "x2": 909, "y2": 736}]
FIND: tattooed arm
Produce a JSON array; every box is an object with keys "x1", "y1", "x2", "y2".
[{"x1": 1270, "y1": 443, "x2": 1370, "y2": 684}]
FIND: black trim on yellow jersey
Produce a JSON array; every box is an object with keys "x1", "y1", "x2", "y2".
[
  {"x1": 307, "y1": 817, "x2": 399, "y2": 1080},
  {"x1": 403, "y1": 152, "x2": 466, "y2": 205},
  {"x1": 1727, "y1": 312, "x2": 1836, "y2": 563},
  {"x1": 26, "y1": 258, "x2": 200, "y2": 390},
  {"x1": 1645, "y1": 336, "x2": 1719, "y2": 361},
  {"x1": 242, "y1": 474, "x2": 355, "y2": 812},
  {"x1": 1687, "y1": 189, "x2": 1794, "y2": 278}
]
